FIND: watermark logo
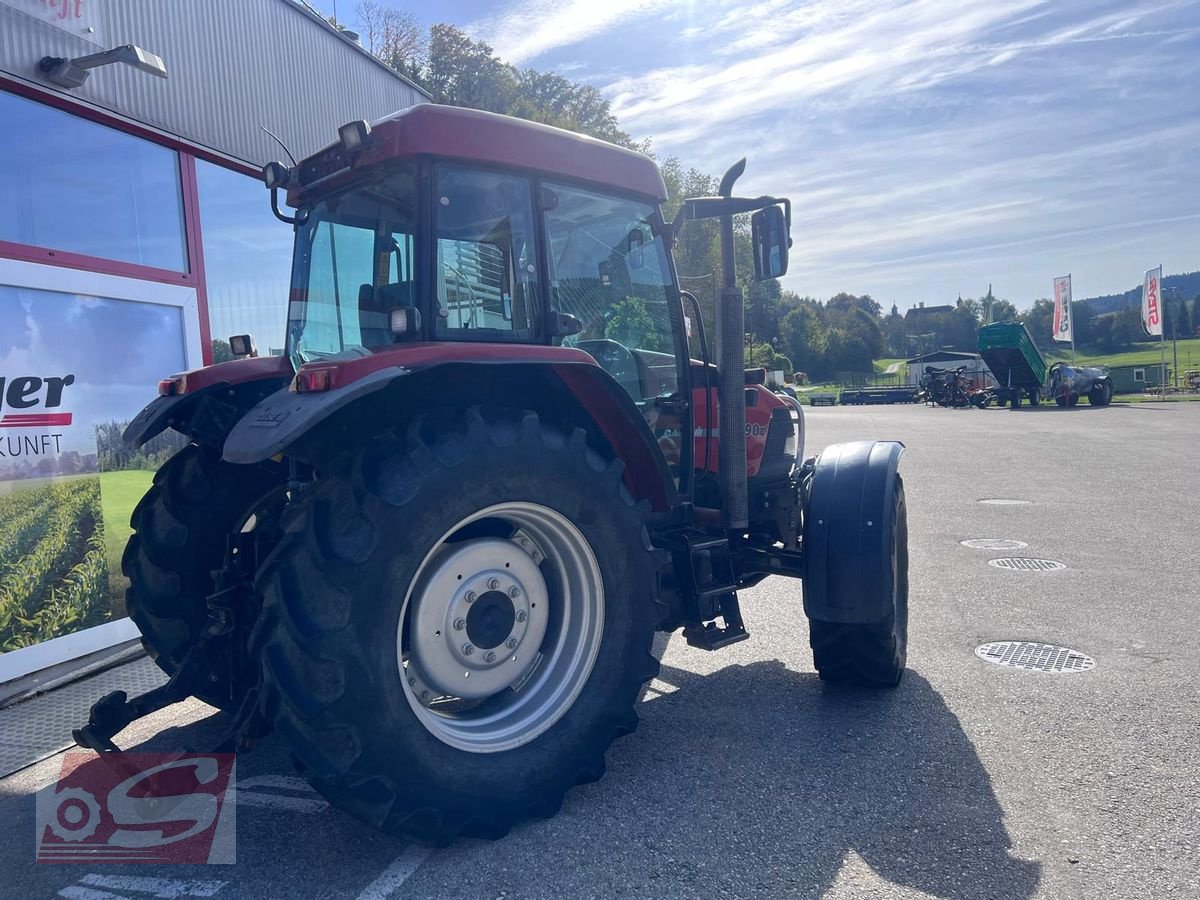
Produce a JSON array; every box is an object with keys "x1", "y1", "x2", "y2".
[{"x1": 35, "y1": 753, "x2": 236, "y2": 864}]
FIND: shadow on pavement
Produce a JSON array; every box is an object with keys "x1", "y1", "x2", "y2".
[
  {"x1": 34, "y1": 660, "x2": 1040, "y2": 899},
  {"x1": 634, "y1": 661, "x2": 1042, "y2": 900}
]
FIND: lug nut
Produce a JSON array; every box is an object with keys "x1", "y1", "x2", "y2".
[
  {"x1": 465, "y1": 591, "x2": 477, "y2": 603},
  {"x1": 484, "y1": 651, "x2": 496, "y2": 663},
  {"x1": 506, "y1": 637, "x2": 518, "y2": 650},
  {"x1": 508, "y1": 586, "x2": 520, "y2": 599},
  {"x1": 516, "y1": 610, "x2": 527, "y2": 623},
  {"x1": 487, "y1": 577, "x2": 500, "y2": 590},
  {"x1": 453, "y1": 618, "x2": 466, "y2": 631},
  {"x1": 462, "y1": 643, "x2": 475, "y2": 656}
]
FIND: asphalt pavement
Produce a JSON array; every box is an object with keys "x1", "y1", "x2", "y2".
[{"x1": 2, "y1": 400, "x2": 1197, "y2": 899}]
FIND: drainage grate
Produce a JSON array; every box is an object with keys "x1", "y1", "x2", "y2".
[
  {"x1": 988, "y1": 557, "x2": 1066, "y2": 572},
  {"x1": 961, "y1": 539, "x2": 1029, "y2": 550},
  {"x1": 978, "y1": 498, "x2": 1032, "y2": 505},
  {"x1": 0, "y1": 656, "x2": 166, "y2": 778},
  {"x1": 975, "y1": 641, "x2": 1096, "y2": 672}
]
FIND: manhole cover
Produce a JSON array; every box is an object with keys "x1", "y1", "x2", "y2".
[
  {"x1": 975, "y1": 641, "x2": 1096, "y2": 672},
  {"x1": 978, "y1": 498, "x2": 1032, "y2": 505},
  {"x1": 961, "y1": 539, "x2": 1029, "y2": 550},
  {"x1": 988, "y1": 557, "x2": 1066, "y2": 571}
]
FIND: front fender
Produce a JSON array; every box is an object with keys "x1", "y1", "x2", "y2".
[{"x1": 802, "y1": 440, "x2": 905, "y2": 625}]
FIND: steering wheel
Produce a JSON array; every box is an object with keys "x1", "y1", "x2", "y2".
[{"x1": 576, "y1": 339, "x2": 639, "y2": 390}]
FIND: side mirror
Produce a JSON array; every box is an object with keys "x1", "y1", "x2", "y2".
[
  {"x1": 229, "y1": 334, "x2": 257, "y2": 358},
  {"x1": 552, "y1": 312, "x2": 584, "y2": 338},
  {"x1": 751, "y1": 205, "x2": 789, "y2": 281}
]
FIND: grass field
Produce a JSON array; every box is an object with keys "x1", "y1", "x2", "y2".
[
  {"x1": 98, "y1": 469, "x2": 154, "y2": 610},
  {"x1": 0, "y1": 477, "x2": 108, "y2": 651}
]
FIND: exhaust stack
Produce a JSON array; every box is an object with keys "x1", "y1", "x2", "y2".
[{"x1": 716, "y1": 159, "x2": 748, "y2": 530}]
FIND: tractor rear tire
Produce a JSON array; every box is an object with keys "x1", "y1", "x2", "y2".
[
  {"x1": 809, "y1": 477, "x2": 908, "y2": 687},
  {"x1": 1089, "y1": 382, "x2": 1113, "y2": 406},
  {"x1": 124, "y1": 445, "x2": 284, "y2": 708},
  {"x1": 251, "y1": 408, "x2": 664, "y2": 844}
]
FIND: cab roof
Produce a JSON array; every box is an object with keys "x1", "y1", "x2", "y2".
[{"x1": 293, "y1": 104, "x2": 668, "y2": 204}]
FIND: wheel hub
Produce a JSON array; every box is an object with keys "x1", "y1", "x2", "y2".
[
  {"x1": 465, "y1": 590, "x2": 515, "y2": 649},
  {"x1": 407, "y1": 537, "x2": 547, "y2": 700}
]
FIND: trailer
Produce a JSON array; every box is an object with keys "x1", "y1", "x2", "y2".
[{"x1": 977, "y1": 322, "x2": 1048, "y2": 408}]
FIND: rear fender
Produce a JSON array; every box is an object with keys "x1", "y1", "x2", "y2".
[
  {"x1": 802, "y1": 440, "x2": 905, "y2": 624},
  {"x1": 222, "y1": 357, "x2": 678, "y2": 512},
  {"x1": 124, "y1": 356, "x2": 294, "y2": 449}
]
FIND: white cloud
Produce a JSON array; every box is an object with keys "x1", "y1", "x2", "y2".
[
  {"x1": 464, "y1": 0, "x2": 1200, "y2": 304},
  {"x1": 467, "y1": 0, "x2": 674, "y2": 65}
]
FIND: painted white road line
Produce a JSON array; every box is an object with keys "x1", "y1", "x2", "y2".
[
  {"x1": 61, "y1": 874, "x2": 226, "y2": 898},
  {"x1": 236, "y1": 774, "x2": 329, "y2": 814},
  {"x1": 356, "y1": 846, "x2": 434, "y2": 900}
]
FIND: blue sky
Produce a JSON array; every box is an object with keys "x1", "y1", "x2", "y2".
[{"x1": 314, "y1": 1, "x2": 1200, "y2": 311}]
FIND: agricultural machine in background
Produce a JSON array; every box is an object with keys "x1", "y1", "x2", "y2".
[
  {"x1": 1048, "y1": 362, "x2": 1113, "y2": 406},
  {"x1": 75, "y1": 105, "x2": 909, "y2": 843}
]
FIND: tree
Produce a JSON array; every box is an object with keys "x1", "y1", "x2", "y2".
[
  {"x1": 355, "y1": 1, "x2": 423, "y2": 76},
  {"x1": 212, "y1": 339, "x2": 235, "y2": 363},
  {"x1": 1020, "y1": 299, "x2": 1054, "y2": 349},
  {"x1": 780, "y1": 300, "x2": 828, "y2": 377},
  {"x1": 422, "y1": 25, "x2": 519, "y2": 113},
  {"x1": 607, "y1": 297, "x2": 661, "y2": 352},
  {"x1": 990, "y1": 299, "x2": 1018, "y2": 323},
  {"x1": 1191, "y1": 295, "x2": 1200, "y2": 336}
]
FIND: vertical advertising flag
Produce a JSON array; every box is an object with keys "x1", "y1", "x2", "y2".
[
  {"x1": 1052, "y1": 275, "x2": 1073, "y2": 343},
  {"x1": 1142, "y1": 266, "x2": 1163, "y2": 337}
]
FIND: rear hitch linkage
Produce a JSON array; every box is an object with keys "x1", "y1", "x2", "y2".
[{"x1": 73, "y1": 534, "x2": 269, "y2": 755}]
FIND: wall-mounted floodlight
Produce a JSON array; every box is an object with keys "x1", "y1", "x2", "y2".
[{"x1": 39, "y1": 44, "x2": 167, "y2": 89}]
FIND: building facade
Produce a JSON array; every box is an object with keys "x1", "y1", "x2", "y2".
[{"x1": 0, "y1": 0, "x2": 428, "y2": 681}]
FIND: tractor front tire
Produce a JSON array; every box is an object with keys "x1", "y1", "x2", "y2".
[
  {"x1": 124, "y1": 445, "x2": 284, "y2": 708},
  {"x1": 809, "y1": 478, "x2": 908, "y2": 687},
  {"x1": 251, "y1": 409, "x2": 664, "y2": 844}
]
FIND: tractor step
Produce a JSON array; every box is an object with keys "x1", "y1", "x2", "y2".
[{"x1": 683, "y1": 616, "x2": 749, "y2": 650}]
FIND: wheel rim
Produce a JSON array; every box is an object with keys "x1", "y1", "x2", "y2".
[{"x1": 397, "y1": 502, "x2": 605, "y2": 753}]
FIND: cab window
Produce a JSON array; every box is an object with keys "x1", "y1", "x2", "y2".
[
  {"x1": 434, "y1": 166, "x2": 539, "y2": 342},
  {"x1": 542, "y1": 183, "x2": 678, "y2": 405}
]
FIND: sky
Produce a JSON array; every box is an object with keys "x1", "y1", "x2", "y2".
[{"x1": 313, "y1": 0, "x2": 1200, "y2": 311}]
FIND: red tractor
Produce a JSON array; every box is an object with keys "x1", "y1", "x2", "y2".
[{"x1": 76, "y1": 105, "x2": 908, "y2": 843}]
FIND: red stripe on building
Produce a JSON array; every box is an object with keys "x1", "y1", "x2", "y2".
[{"x1": 0, "y1": 414, "x2": 73, "y2": 427}]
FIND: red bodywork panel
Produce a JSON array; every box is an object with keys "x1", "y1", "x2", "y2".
[
  {"x1": 173, "y1": 354, "x2": 292, "y2": 391},
  {"x1": 693, "y1": 382, "x2": 788, "y2": 480},
  {"x1": 297, "y1": 342, "x2": 672, "y2": 511},
  {"x1": 293, "y1": 342, "x2": 597, "y2": 390},
  {"x1": 288, "y1": 105, "x2": 668, "y2": 206}
]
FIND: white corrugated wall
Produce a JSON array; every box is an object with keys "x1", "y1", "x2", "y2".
[{"x1": 0, "y1": 0, "x2": 429, "y2": 166}]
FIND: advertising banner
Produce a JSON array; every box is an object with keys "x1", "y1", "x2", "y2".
[
  {"x1": 0, "y1": 285, "x2": 187, "y2": 657},
  {"x1": 1142, "y1": 266, "x2": 1163, "y2": 337},
  {"x1": 1052, "y1": 275, "x2": 1072, "y2": 343}
]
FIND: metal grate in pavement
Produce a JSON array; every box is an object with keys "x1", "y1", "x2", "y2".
[
  {"x1": 975, "y1": 641, "x2": 1096, "y2": 673},
  {"x1": 0, "y1": 656, "x2": 166, "y2": 778},
  {"x1": 988, "y1": 557, "x2": 1067, "y2": 572}
]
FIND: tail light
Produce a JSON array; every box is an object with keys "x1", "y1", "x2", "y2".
[
  {"x1": 294, "y1": 369, "x2": 333, "y2": 393},
  {"x1": 158, "y1": 376, "x2": 187, "y2": 397}
]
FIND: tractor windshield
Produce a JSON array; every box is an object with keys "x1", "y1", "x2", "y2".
[{"x1": 286, "y1": 165, "x2": 418, "y2": 366}]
